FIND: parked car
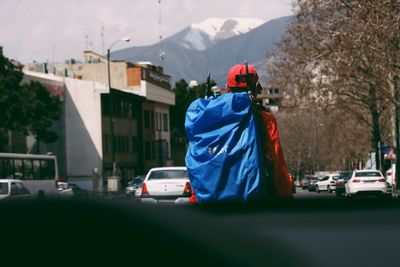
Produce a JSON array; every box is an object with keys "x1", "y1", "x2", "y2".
[
  {"x1": 316, "y1": 173, "x2": 340, "y2": 193},
  {"x1": 58, "y1": 182, "x2": 74, "y2": 197},
  {"x1": 335, "y1": 171, "x2": 353, "y2": 197},
  {"x1": 345, "y1": 170, "x2": 387, "y2": 197},
  {"x1": 308, "y1": 177, "x2": 320, "y2": 192},
  {"x1": 299, "y1": 175, "x2": 319, "y2": 190},
  {"x1": 0, "y1": 179, "x2": 32, "y2": 200},
  {"x1": 289, "y1": 174, "x2": 296, "y2": 194},
  {"x1": 58, "y1": 182, "x2": 88, "y2": 198},
  {"x1": 385, "y1": 164, "x2": 395, "y2": 191},
  {"x1": 140, "y1": 167, "x2": 191, "y2": 204},
  {"x1": 68, "y1": 183, "x2": 89, "y2": 197},
  {"x1": 125, "y1": 175, "x2": 145, "y2": 198}
]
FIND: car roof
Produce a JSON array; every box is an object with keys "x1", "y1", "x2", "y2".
[
  {"x1": 148, "y1": 167, "x2": 187, "y2": 171},
  {"x1": 0, "y1": 179, "x2": 24, "y2": 183}
]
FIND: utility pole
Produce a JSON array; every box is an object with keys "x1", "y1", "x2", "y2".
[
  {"x1": 107, "y1": 48, "x2": 116, "y2": 176},
  {"x1": 107, "y1": 37, "x2": 131, "y2": 176}
]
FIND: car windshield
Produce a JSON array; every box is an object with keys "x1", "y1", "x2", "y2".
[
  {"x1": 333, "y1": 175, "x2": 340, "y2": 180},
  {"x1": 355, "y1": 171, "x2": 382, "y2": 177},
  {"x1": 148, "y1": 170, "x2": 188, "y2": 180},
  {"x1": 0, "y1": 182, "x2": 9, "y2": 195}
]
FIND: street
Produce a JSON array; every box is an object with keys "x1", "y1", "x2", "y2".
[{"x1": 2, "y1": 188, "x2": 400, "y2": 267}]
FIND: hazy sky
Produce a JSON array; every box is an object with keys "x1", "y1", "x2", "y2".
[{"x1": 0, "y1": 0, "x2": 294, "y2": 63}]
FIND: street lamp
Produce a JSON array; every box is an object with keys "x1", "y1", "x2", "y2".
[{"x1": 107, "y1": 37, "x2": 131, "y2": 176}]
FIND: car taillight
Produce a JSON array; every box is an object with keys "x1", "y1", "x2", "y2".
[
  {"x1": 183, "y1": 182, "x2": 192, "y2": 196},
  {"x1": 387, "y1": 172, "x2": 392, "y2": 176},
  {"x1": 378, "y1": 178, "x2": 386, "y2": 182},
  {"x1": 141, "y1": 183, "x2": 149, "y2": 196},
  {"x1": 352, "y1": 179, "x2": 361, "y2": 183}
]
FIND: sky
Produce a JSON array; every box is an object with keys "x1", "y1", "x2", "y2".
[{"x1": 0, "y1": 0, "x2": 294, "y2": 64}]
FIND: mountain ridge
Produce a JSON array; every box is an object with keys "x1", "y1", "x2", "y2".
[{"x1": 111, "y1": 15, "x2": 294, "y2": 87}]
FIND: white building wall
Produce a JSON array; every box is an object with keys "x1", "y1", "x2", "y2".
[
  {"x1": 143, "y1": 81, "x2": 175, "y2": 106},
  {"x1": 64, "y1": 78, "x2": 108, "y2": 190}
]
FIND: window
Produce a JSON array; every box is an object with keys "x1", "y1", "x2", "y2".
[
  {"x1": 151, "y1": 111, "x2": 154, "y2": 129},
  {"x1": 10, "y1": 183, "x2": 18, "y2": 196},
  {"x1": 158, "y1": 112, "x2": 162, "y2": 130},
  {"x1": 16, "y1": 182, "x2": 30, "y2": 195},
  {"x1": 355, "y1": 171, "x2": 381, "y2": 177},
  {"x1": 23, "y1": 159, "x2": 33, "y2": 180},
  {"x1": 148, "y1": 169, "x2": 188, "y2": 180},
  {"x1": 101, "y1": 96, "x2": 109, "y2": 116},
  {"x1": 14, "y1": 159, "x2": 23, "y2": 179},
  {"x1": 144, "y1": 110, "x2": 150, "y2": 129},
  {"x1": 40, "y1": 160, "x2": 55, "y2": 180},
  {"x1": 155, "y1": 112, "x2": 159, "y2": 131},
  {"x1": 165, "y1": 141, "x2": 169, "y2": 157},
  {"x1": 32, "y1": 160, "x2": 40, "y2": 180},
  {"x1": 124, "y1": 136, "x2": 129, "y2": 154},
  {"x1": 163, "y1": 113, "x2": 168, "y2": 131},
  {"x1": 131, "y1": 105, "x2": 137, "y2": 119},
  {"x1": 131, "y1": 137, "x2": 137, "y2": 153},
  {"x1": 103, "y1": 135, "x2": 109, "y2": 153},
  {"x1": 152, "y1": 141, "x2": 155, "y2": 160},
  {"x1": 128, "y1": 103, "x2": 133, "y2": 119},
  {"x1": 145, "y1": 141, "x2": 151, "y2": 160},
  {"x1": 2, "y1": 159, "x2": 13, "y2": 179},
  {"x1": 0, "y1": 182, "x2": 9, "y2": 195}
]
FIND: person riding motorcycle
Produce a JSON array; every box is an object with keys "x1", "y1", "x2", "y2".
[{"x1": 189, "y1": 63, "x2": 292, "y2": 204}]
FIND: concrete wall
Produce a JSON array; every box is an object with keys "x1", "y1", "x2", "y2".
[
  {"x1": 143, "y1": 81, "x2": 175, "y2": 106},
  {"x1": 78, "y1": 61, "x2": 128, "y2": 90},
  {"x1": 64, "y1": 78, "x2": 108, "y2": 191},
  {"x1": 22, "y1": 71, "x2": 67, "y2": 177}
]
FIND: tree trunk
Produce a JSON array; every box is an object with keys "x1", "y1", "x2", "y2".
[{"x1": 369, "y1": 83, "x2": 382, "y2": 170}]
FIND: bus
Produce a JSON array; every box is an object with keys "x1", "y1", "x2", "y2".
[{"x1": 0, "y1": 153, "x2": 59, "y2": 197}]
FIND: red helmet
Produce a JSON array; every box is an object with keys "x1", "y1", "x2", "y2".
[{"x1": 226, "y1": 64, "x2": 259, "y2": 90}]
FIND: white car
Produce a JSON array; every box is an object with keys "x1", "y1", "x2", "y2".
[
  {"x1": 57, "y1": 182, "x2": 74, "y2": 197},
  {"x1": 0, "y1": 179, "x2": 32, "y2": 200},
  {"x1": 316, "y1": 173, "x2": 340, "y2": 193},
  {"x1": 140, "y1": 167, "x2": 191, "y2": 204},
  {"x1": 345, "y1": 170, "x2": 387, "y2": 197},
  {"x1": 385, "y1": 164, "x2": 395, "y2": 189}
]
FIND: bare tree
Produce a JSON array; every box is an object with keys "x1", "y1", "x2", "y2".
[{"x1": 267, "y1": 0, "x2": 400, "y2": 171}]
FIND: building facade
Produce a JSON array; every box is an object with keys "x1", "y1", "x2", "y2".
[
  {"x1": 23, "y1": 70, "x2": 107, "y2": 191},
  {"x1": 24, "y1": 51, "x2": 176, "y2": 177}
]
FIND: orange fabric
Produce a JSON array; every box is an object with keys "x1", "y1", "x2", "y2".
[
  {"x1": 258, "y1": 109, "x2": 293, "y2": 199},
  {"x1": 189, "y1": 189, "x2": 198, "y2": 205}
]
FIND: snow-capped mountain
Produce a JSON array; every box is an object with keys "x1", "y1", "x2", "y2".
[
  {"x1": 166, "y1": 18, "x2": 265, "y2": 51},
  {"x1": 112, "y1": 16, "x2": 294, "y2": 87}
]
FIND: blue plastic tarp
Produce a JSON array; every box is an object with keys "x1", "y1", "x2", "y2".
[{"x1": 185, "y1": 92, "x2": 268, "y2": 203}]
